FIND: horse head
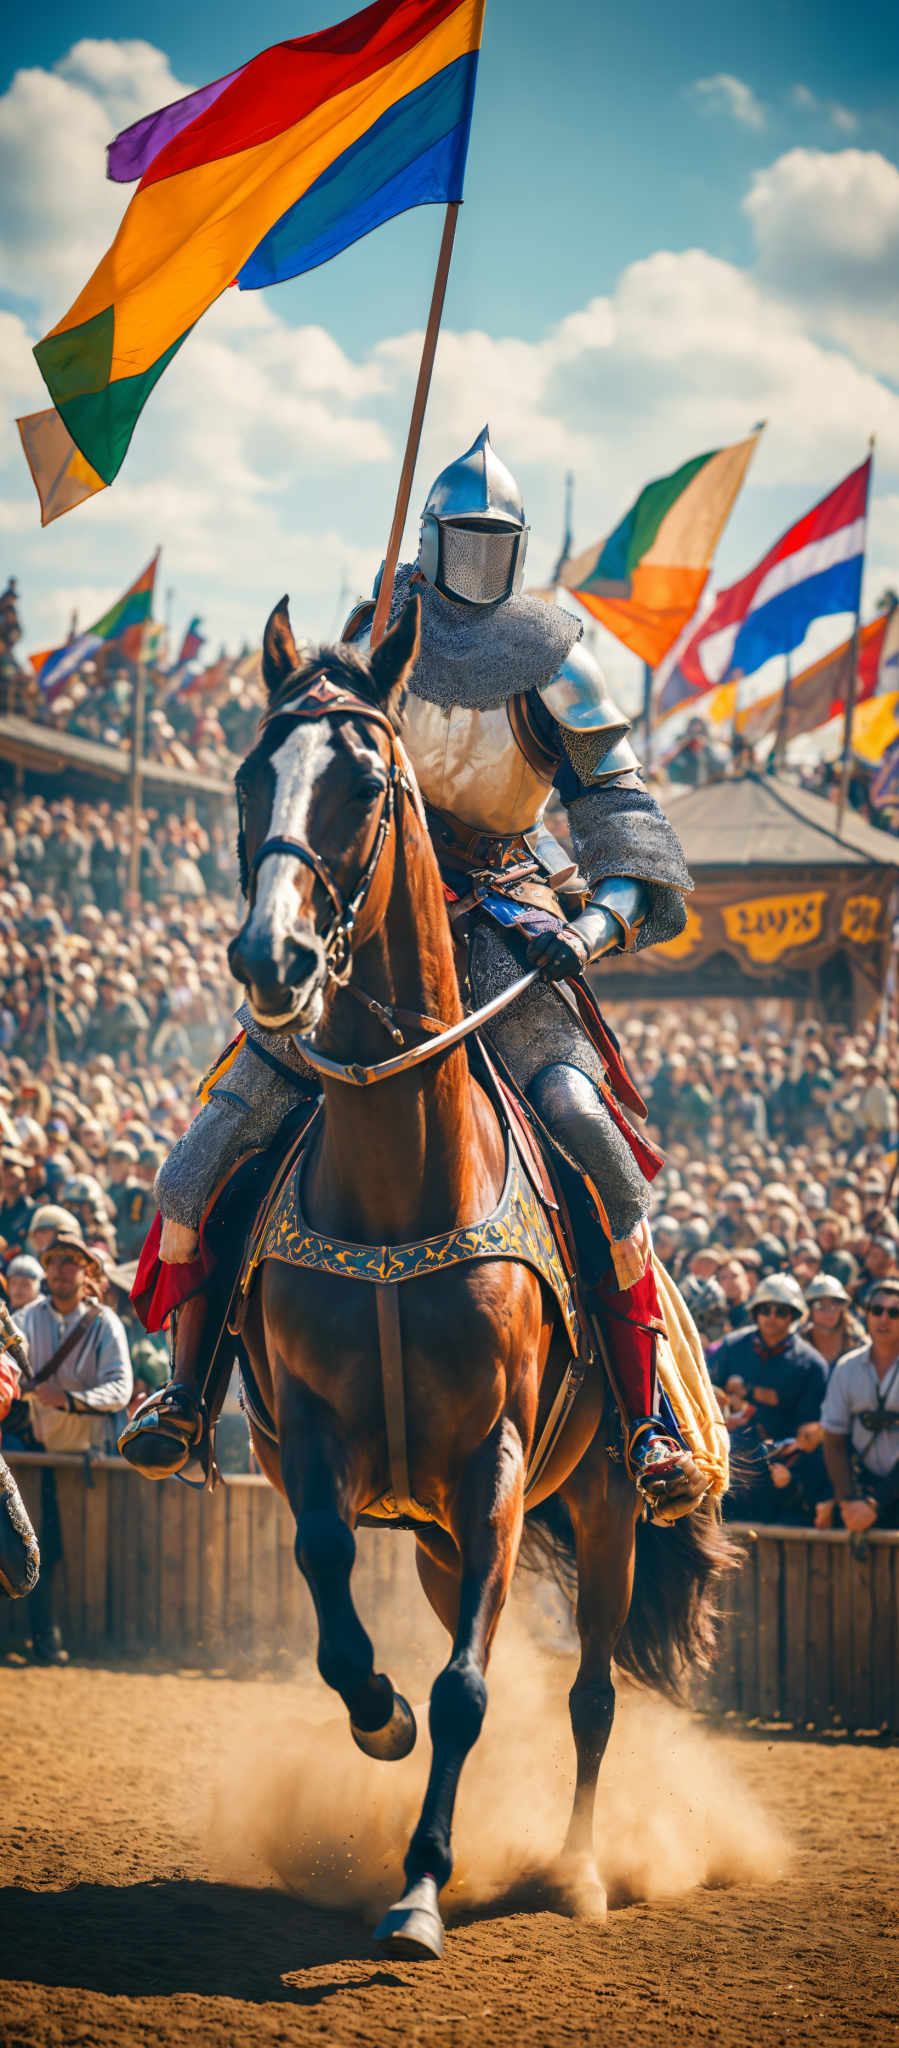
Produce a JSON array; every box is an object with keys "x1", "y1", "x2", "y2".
[{"x1": 228, "y1": 594, "x2": 420, "y2": 1034}]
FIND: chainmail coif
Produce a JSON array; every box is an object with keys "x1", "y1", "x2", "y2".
[{"x1": 368, "y1": 563, "x2": 582, "y2": 709}]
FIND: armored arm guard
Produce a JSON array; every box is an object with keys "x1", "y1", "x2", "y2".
[{"x1": 533, "y1": 656, "x2": 691, "y2": 956}]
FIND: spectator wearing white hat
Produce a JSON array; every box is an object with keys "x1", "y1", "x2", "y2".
[
  {"x1": 4, "y1": 1254, "x2": 43, "y2": 1311},
  {"x1": 6, "y1": 1230, "x2": 132, "y2": 1663}
]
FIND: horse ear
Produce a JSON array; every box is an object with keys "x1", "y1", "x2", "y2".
[
  {"x1": 368, "y1": 595, "x2": 420, "y2": 713},
  {"x1": 262, "y1": 596, "x2": 300, "y2": 698}
]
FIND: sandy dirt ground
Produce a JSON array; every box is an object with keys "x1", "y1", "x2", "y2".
[{"x1": 1, "y1": 1611, "x2": 896, "y2": 2048}]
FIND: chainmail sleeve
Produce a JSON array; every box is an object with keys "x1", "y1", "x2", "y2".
[{"x1": 566, "y1": 786, "x2": 692, "y2": 950}]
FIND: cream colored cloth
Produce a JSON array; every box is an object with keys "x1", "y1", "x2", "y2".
[{"x1": 652, "y1": 1257, "x2": 730, "y2": 1501}]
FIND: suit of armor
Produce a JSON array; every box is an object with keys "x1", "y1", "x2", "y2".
[{"x1": 126, "y1": 429, "x2": 704, "y2": 1517}]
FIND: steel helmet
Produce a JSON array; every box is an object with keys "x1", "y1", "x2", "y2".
[
  {"x1": 417, "y1": 426, "x2": 528, "y2": 607},
  {"x1": 748, "y1": 1273, "x2": 806, "y2": 1321},
  {"x1": 61, "y1": 1174, "x2": 106, "y2": 1208},
  {"x1": 681, "y1": 1274, "x2": 729, "y2": 1343},
  {"x1": 804, "y1": 1273, "x2": 851, "y2": 1305}
]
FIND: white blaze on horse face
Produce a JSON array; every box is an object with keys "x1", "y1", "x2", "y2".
[{"x1": 252, "y1": 722, "x2": 336, "y2": 972}]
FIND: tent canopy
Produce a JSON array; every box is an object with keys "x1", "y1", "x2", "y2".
[
  {"x1": 663, "y1": 770, "x2": 899, "y2": 872},
  {"x1": 597, "y1": 771, "x2": 898, "y2": 1020}
]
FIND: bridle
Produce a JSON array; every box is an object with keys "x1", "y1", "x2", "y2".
[
  {"x1": 250, "y1": 675, "x2": 407, "y2": 988},
  {"x1": 243, "y1": 670, "x2": 422, "y2": 1014},
  {"x1": 240, "y1": 666, "x2": 539, "y2": 1083}
]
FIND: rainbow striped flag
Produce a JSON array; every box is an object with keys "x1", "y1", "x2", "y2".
[
  {"x1": 559, "y1": 432, "x2": 761, "y2": 668},
  {"x1": 30, "y1": 553, "x2": 159, "y2": 697},
  {"x1": 19, "y1": 0, "x2": 486, "y2": 524}
]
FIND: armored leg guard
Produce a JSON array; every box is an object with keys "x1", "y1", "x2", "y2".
[{"x1": 527, "y1": 1064, "x2": 707, "y2": 1522}]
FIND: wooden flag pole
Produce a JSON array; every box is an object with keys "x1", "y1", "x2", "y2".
[
  {"x1": 370, "y1": 202, "x2": 460, "y2": 649},
  {"x1": 773, "y1": 647, "x2": 792, "y2": 769},
  {"x1": 837, "y1": 436, "x2": 875, "y2": 834},
  {"x1": 128, "y1": 547, "x2": 160, "y2": 898}
]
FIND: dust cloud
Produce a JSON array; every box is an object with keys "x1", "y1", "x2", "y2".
[{"x1": 207, "y1": 1586, "x2": 787, "y2": 1920}]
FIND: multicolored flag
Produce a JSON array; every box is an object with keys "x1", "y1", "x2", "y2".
[
  {"x1": 736, "y1": 612, "x2": 890, "y2": 746},
  {"x1": 558, "y1": 431, "x2": 762, "y2": 667},
  {"x1": 173, "y1": 617, "x2": 205, "y2": 669},
  {"x1": 18, "y1": 0, "x2": 486, "y2": 523},
  {"x1": 29, "y1": 552, "x2": 159, "y2": 698},
  {"x1": 658, "y1": 457, "x2": 872, "y2": 716}
]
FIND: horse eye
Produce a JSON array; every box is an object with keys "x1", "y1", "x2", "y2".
[{"x1": 354, "y1": 778, "x2": 385, "y2": 805}]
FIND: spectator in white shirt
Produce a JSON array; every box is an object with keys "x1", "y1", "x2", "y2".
[
  {"x1": 11, "y1": 1232, "x2": 132, "y2": 1455},
  {"x1": 817, "y1": 1278, "x2": 899, "y2": 1533}
]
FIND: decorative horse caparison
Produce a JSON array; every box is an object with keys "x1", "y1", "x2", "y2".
[{"x1": 228, "y1": 593, "x2": 730, "y2": 1960}]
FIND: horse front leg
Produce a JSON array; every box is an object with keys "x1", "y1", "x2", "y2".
[
  {"x1": 375, "y1": 1416, "x2": 524, "y2": 1961},
  {"x1": 278, "y1": 1377, "x2": 416, "y2": 1762},
  {"x1": 553, "y1": 1447, "x2": 638, "y2": 1920}
]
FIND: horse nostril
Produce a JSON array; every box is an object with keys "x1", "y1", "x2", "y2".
[
  {"x1": 284, "y1": 943, "x2": 321, "y2": 989},
  {"x1": 228, "y1": 932, "x2": 254, "y2": 985}
]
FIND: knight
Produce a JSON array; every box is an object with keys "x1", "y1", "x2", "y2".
[{"x1": 121, "y1": 428, "x2": 705, "y2": 1519}]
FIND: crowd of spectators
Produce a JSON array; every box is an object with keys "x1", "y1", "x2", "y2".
[
  {"x1": 660, "y1": 712, "x2": 899, "y2": 836},
  {"x1": 0, "y1": 576, "x2": 265, "y2": 774},
  {"x1": 610, "y1": 1001, "x2": 899, "y2": 1531}
]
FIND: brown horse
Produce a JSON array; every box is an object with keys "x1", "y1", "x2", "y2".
[{"x1": 229, "y1": 594, "x2": 730, "y2": 1960}]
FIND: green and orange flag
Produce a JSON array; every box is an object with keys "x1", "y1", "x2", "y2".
[{"x1": 558, "y1": 431, "x2": 763, "y2": 669}]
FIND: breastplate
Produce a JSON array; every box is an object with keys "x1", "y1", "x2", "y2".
[{"x1": 403, "y1": 693, "x2": 552, "y2": 836}]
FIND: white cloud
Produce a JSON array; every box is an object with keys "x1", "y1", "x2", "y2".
[
  {"x1": 745, "y1": 148, "x2": 899, "y2": 376},
  {"x1": 54, "y1": 38, "x2": 194, "y2": 135},
  {"x1": 1, "y1": 42, "x2": 897, "y2": 688},
  {"x1": 790, "y1": 83, "x2": 858, "y2": 134},
  {"x1": 690, "y1": 75, "x2": 766, "y2": 132},
  {"x1": 0, "y1": 43, "x2": 195, "y2": 319}
]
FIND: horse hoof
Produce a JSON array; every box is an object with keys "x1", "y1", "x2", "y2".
[
  {"x1": 550, "y1": 1852, "x2": 608, "y2": 1922},
  {"x1": 350, "y1": 1691, "x2": 417, "y2": 1762},
  {"x1": 373, "y1": 1876, "x2": 444, "y2": 1960}
]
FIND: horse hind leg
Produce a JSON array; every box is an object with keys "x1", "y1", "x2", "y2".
[
  {"x1": 551, "y1": 1454, "x2": 638, "y2": 1921},
  {"x1": 374, "y1": 1417, "x2": 525, "y2": 1963},
  {"x1": 280, "y1": 1382, "x2": 416, "y2": 1762}
]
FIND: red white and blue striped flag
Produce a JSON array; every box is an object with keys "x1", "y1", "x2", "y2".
[{"x1": 657, "y1": 458, "x2": 871, "y2": 717}]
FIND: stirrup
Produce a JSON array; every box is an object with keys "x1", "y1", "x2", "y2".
[
  {"x1": 625, "y1": 1419, "x2": 708, "y2": 1525},
  {"x1": 118, "y1": 1384, "x2": 205, "y2": 1480}
]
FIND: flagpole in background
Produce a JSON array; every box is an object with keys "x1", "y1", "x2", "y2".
[
  {"x1": 370, "y1": 202, "x2": 461, "y2": 649},
  {"x1": 128, "y1": 641, "x2": 147, "y2": 899},
  {"x1": 837, "y1": 436, "x2": 876, "y2": 833},
  {"x1": 128, "y1": 547, "x2": 161, "y2": 898},
  {"x1": 642, "y1": 663, "x2": 654, "y2": 771},
  {"x1": 773, "y1": 648, "x2": 792, "y2": 769}
]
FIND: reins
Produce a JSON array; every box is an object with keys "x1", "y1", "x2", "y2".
[{"x1": 244, "y1": 670, "x2": 540, "y2": 1084}]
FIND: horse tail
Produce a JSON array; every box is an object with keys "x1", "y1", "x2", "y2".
[
  {"x1": 616, "y1": 1505, "x2": 738, "y2": 1700},
  {"x1": 520, "y1": 1498, "x2": 738, "y2": 1704}
]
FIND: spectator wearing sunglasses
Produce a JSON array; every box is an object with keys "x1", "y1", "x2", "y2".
[
  {"x1": 708, "y1": 1274, "x2": 828, "y2": 1522},
  {"x1": 817, "y1": 1278, "x2": 899, "y2": 1533}
]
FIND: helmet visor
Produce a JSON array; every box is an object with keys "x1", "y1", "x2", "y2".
[{"x1": 438, "y1": 520, "x2": 525, "y2": 606}]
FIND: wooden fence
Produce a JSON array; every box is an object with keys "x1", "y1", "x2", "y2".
[
  {"x1": 3, "y1": 1457, "x2": 898, "y2": 1732},
  {"x1": 706, "y1": 1521, "x2": 899, "y2": 1733}
]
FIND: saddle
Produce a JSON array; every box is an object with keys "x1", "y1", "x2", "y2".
[{"x1": 231, "y1": 1039, "x2": 602, "y2": 1521}]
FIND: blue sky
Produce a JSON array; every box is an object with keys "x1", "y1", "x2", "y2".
[{"x1": 2, "y1": 0, "x2": 898, "y2": 710}]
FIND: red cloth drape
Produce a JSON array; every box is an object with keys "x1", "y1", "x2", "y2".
[{"x1": 131, "y1": 1212, "x2": 212, "y2": 1332}]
